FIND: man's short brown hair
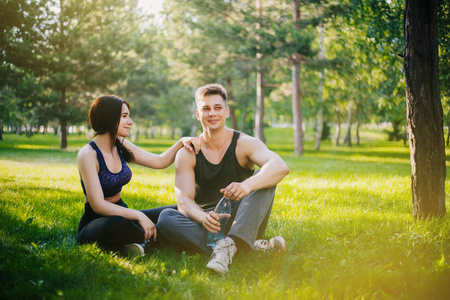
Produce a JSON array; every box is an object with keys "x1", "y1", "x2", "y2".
[{"x1": 195, "y1": 83, "x2": 227, "y2": 103}]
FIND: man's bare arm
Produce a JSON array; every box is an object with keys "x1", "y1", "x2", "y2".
[{"x1": 221, "y1": 135, "x2": 289, "y2": 201}]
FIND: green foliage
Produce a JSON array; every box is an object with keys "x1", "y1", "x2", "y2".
[
  {"x1": 0, "y1": 0, "x2": 150, "y2": 145},
  {"x1": 1, "y1": 0, "x2": 448, "y2": 150},
  {"x1": 335, "y1": 0, "x2": 405, "y2": 139},
  {"x1": 1, "y1": 129, "x2": 449, "y2": 299}
]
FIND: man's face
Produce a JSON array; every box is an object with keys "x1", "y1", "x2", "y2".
[{"x1": 196, "y1": 94, "x2": 229, "y2": 131}]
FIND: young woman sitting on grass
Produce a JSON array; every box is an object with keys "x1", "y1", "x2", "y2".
[{"x1": 76, "y1": 95, "x2": 199, "y2": 257}]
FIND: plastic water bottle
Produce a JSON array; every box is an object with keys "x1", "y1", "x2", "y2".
[{"x1": 206, "y1": 197, "x2": 231, "y2": 249}]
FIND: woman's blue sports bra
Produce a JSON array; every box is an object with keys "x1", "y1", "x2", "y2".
[{"x1": 81, "y1": 141, "x2": 132, "y2": 198}]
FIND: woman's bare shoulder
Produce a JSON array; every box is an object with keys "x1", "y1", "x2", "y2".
[{"x1": 77, "y1": 143, "x2": 96, "y2": 161}]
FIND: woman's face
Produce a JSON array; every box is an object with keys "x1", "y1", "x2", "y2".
[{"x1": 117, "y1": 103, "x2": 133, "y2": 138}]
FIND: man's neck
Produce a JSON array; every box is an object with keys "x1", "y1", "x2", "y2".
[{"x1": 201, "y1": 127, "x2": 232, "y2": 151}]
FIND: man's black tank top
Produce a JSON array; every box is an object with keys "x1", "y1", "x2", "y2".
[{"x1": 194, "y1": 130, "x2": 254, "y2": 210}]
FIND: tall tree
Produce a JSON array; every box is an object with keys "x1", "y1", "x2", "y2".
[
  {"x1": 291, "y1": 0, "x2": 304, "y2": 155},
  {"x1": 314, "y1": 23, "x2": 325, "y2": 150},
  {"x1": 161, "y1": 0, "x2": 257, "y2": 134},
  {"x1": 254, "y1": 0, "x2": 265, "y2": 142},
  {"x1": 283, "y1": 0, "x2": 342, "y2": 154},
  {"x1": 265, "y1": 1, "x2": 316, "y2": 154},
  {"x1": 404, "y1": 0, "x2": 446, "y2": 218},
  {"x1": 350, "y1": 0, "x2": 406, "y2": 143},
  {"x1": 2, "y1": 0, "x2": 142, "y2": 148}
]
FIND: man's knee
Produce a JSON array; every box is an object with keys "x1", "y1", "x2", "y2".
[{"x1": 157, "y1": 208, "x2": 180, "y2": 234}]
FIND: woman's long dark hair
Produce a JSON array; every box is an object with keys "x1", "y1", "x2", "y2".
[{"x1": 88, "y1": 95, "x2": 135, "y2": 163}]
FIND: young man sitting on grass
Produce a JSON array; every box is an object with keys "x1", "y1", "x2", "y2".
[{"x1": 157, "y1": 83, "x2": 290, "y2": 274}]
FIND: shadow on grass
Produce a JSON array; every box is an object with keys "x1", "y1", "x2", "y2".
[
  {"x1": 0, "y1": 207, "x2": 79, "y2": 298},
  {"x1": 284, "y1": 156, "x2": 411, "y2": 177},
  {"x1": 293, "y1": 185, "x2": 412, "y2": 215},
  {"x1": 0, "y1": 207, "x2": 184, "y2": 299},
  {"x1": 0, "y1": 148, "x2": 78, "y2": 164},
  {"x1": 323, "y1": 148, "x2": 410, "y2": 160}
]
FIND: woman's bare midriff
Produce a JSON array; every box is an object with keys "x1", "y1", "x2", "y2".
[{"x1": 84, "y1": 193, "x2": 121, "y2": 204}]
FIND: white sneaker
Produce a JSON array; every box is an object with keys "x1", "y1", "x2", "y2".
[
  {"x1": 206, "y1": 237, "x2": 237, "y2": 274},
  {"x1": 123, "y1": 243, "x2": 145, "y2": 258},
  {"x1": 253, "y1": 236, "x2": 287, "y2": 253}
]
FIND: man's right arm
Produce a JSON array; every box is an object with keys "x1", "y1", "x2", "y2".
[{"x1": 174, "y1": 148, "x2": 221, "y2": 233}]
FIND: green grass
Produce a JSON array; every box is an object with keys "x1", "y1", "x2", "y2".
[{"x1": 1, "y1": 128, "x2": 450, "y2": 299}]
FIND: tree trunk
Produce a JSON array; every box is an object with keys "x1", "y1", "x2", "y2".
[
  {"x1": 59, "y1": 87, "x2": 68, "y2": 149},
  {"x1": 133, "y1": 127, "x2": 139, "y2": 142},
  {"x1": 355, "y1": 121, "x2": 360, "y2": 145},
  {"x1": 241, "y1": 102, "x2": 248, "y2": 134},
  {"x1": 0, "y1": 123, "x2": 3, "y2": 140},
  {"x1": 254, "y1": 0, "x2": 265, "y2": 143},
  {"x1": 241, "y1": 79, "x2": 251, "y2": 134},
  {"x1": 292, "y1": 0, "x2": 304, "y2": 155},
  {"x1": 343, "y1": 107, "x2": 352, "y2": 147},
  {"x1": 226, "y1": 78, "x2": 238, "y2": 130},
  {"x1": 334, "y1": 120, "x2": 341, "y2": 146},
  {"x1": 255, "y1": 58, "x2": 265, "y2": 142},
  {"x1": 292, "y1": 55, "x2": 304, "y2": 155},
  {"x1": 315, "y1": 109, "x2": 323, "y2": 150},
  {"x1": 315, "y1": 23, "x2": 325, "y2": 151},
  {"x1": 25, "y1": 124, "x2": 31, "y2": 137},
  {"x1": 405, "y1": 0, "x2": 446, "y2": 218},
  {"x1": 145, "y1": 122, "x2": 150, "y2": 139}
]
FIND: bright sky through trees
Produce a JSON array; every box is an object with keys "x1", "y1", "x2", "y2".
[{"x1": 138, "y1": 0, "x2": 164, "y2": 14}]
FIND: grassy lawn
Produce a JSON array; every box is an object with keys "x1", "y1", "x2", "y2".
[{"x1": 1, "y1": 128, "x2": 449, "y2": 299}]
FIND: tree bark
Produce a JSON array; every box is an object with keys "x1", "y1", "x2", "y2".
[
  {"x1": 334, "y1": 120, "x2": 341, "y2": 146},
  {"x1": 315, "y1": 109, "x2": 323, "y2": 150},
  {"x1": 57, "y1": 1, "x2": 68, "y2": 149},
  {"x1": 151, "y1": 125, "x2": 156, "y2": 139},
  {"x1": 241, "y1": 102, "x2": 248, "y2": 134},
  {"x1": 292, "y1": 0, "x2": 304, "y2": 155},
  {"x1": 343, "y1": 107, "x2": 352, "y2": 147},
  {"x1": 254, "y1": 0, "x2": 265, "y2": 143},
  {"x1": 315, "y1": 23, "x2": 325, "y2": 151},
  {"x1": 59, "y1": 87, "x2": 67, "y2": 149},
  {"x1": 355, "y1": 121, "x2": 360, "y2": 145},
  {"x1": 405, "y1": 0, "x2": 446, "y2": 218},
  {"x1": 255, "y1": 58, "x2": 265, "y2": 142},
  {"x1": 226, "y1": 78, "x2": 238, "y2": 130}
]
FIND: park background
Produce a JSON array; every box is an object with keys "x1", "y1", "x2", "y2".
[{"x1": 1, "y1": 0, "x2": 449, "y2": 299}]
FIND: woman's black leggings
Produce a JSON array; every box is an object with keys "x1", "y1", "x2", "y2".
[{"x1": 76, "y1": 199, "x2": 177, "y2": 251}]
